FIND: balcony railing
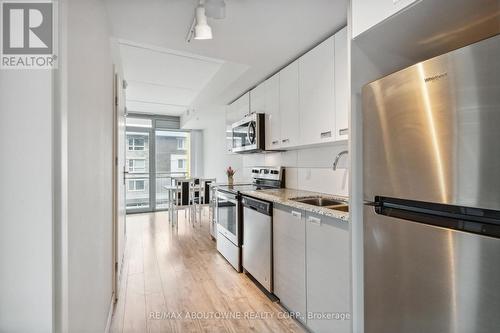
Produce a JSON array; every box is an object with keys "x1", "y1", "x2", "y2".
[{"x1": 125, "y1": 171, "x2": 188, "y2": 211}]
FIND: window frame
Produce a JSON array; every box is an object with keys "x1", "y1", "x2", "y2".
[
  {"x1": 128, "y1": 137, "x2": 146, "y2": 151},
  {"x1": 177, "y1": 137, "x2": 186, "y2": 150}
]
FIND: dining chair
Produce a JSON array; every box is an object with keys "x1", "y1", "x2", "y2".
[
  {"x1": 172, "y1": 178, "x2": 195, "y2": 226},
  {"x1": 194, "y1": 178, "x2": 216, "y2": 224}
]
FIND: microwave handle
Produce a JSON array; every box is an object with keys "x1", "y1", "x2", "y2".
[{"x1": 247, "y1": 121, "x2": 256, "y2": 144}]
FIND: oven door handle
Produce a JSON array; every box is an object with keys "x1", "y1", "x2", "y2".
[{"x1": 217, "y1": 191, "x2": 238, "y2": 203}]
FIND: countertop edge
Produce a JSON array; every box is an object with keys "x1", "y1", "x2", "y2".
[{"x1": 240, "y1": 189, "x2": 349, "y2": 222}]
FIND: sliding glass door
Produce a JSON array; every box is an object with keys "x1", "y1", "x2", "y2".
[
  {"x1": 125, "y1": 116, "x2": 191, "y2": 213},
  {"x1": 155, "y1": 130, "x2": 190, "y2": 210}
]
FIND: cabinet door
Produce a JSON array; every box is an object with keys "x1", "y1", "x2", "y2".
[
  {"x1": 273, "y1": 205, "x2": 306, "y2": 323},
  {"x1": 299, "y1": 36, "x2": 335, "y2": 146},
  {"x1": 306, "y1": 213, "x2": 350, "y2": 333},
  {"x1": 265, "y1": 73, "x2": 281, "y2": 150},
  {"x1": 334, "y1": 27, "x2": 349, "y2": 141},
  {"x1": 352, "y1": 0, "x2": 417, "y2": 38},
  {"x1": 226, "y1": 92, "x2": 250, "y2": 153},
  {"x1": 228, "y1": 92, "x2": 250, "y2": 121},
  {"x1": 250, "y1": 83, "x2": 266, "y2": 114},
  {"x1": 279, "y1": 61, "x2": 300, "y2": 148}
]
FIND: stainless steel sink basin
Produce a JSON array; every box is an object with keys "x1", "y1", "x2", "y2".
[
  {"x1": 290, "y1": 196, "x2": 349, "y2": 212},
  {"x1": 330, "y1": 204, "x2": 349, "y2": 212},
  {"x1": 291, "y1": 197, "x2": 344, "y2": 206}
]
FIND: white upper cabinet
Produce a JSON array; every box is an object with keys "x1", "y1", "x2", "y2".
[
  {"x1": 249, "y1": 82, "x2": 266, "y2": 114},
  {"x1": 352, "y1": 0, "x2": 418, "y2": 38},
  {"x1": 265, "y1": 73, "x2": 281, "y2": 150},
  {"x1": 228, "y1": 28, "x2": 349, "y2": 151},
  {"x1": 251, "y1": 74, "x2": 280, "y2": 150},
  {"x1": 334, "y1": 27, "x2": 349, "y2": 141},
  {"x1": 226, "y1": 92, "x2": 250, "y2": 153},
  {"x1": 279, "y1": 60, "x2": 300, "y2": 149},
  {"x1": 299, "y1": 36, "x2": 336, "y2": 146},
  {"x1": 227, "y1": 92, "x2": 250, "y2": 123}
]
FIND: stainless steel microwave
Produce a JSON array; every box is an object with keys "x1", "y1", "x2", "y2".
[{"x1": 231, "y1": 113, "x2": 265, "y2": 153}]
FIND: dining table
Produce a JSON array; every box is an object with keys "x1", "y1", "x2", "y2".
[{"x1": 163, "y1": 178, "x2": 204, "y2": 225}]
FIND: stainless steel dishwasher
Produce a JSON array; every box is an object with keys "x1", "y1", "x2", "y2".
[{"x1": 242, "y1": 196, "x2": 273, "y2": 293}]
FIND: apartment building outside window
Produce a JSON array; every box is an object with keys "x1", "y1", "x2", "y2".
[
  {"x1": 178, "y1": 159, "x2": 185, "y2": 169},
  {"x1": 128, "y1": 159, "x2": 146, "y2": 173},
  {"x1": 128, "y1": 137, "x2": 145, "y2": 151},
  {"x1": 128, "y1": 179, "x2": 145, "y2": 191},
  {"x1": 177, "y1": 137, "x2": 186, "y2": 150}
]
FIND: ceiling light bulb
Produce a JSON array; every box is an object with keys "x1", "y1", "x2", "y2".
[{"x1": 194, "y1": 5, "x2": 212, "y2": 40}]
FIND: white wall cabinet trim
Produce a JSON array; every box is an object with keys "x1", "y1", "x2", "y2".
[{"x1": 334, "y1": 27, "x2": 349, "y2": 141}]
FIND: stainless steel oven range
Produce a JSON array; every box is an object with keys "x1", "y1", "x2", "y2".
[
  {"x1": 215, "y1": 189, "x2": 242, "y2": 271},
  {"x1": 215, "y1": 167, "x2": 284, "y2": 272}
]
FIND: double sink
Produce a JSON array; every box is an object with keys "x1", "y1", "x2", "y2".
[{"x1": 290, "y1": 196, "x2": 349, "y2": 212}]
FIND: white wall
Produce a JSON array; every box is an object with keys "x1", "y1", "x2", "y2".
[
  {"x1": 65, "y1": 0, "x2": 114, "y2": 331},
  {"x1": 0, "y1": 72, "x2": 54, "y2": 332},
  {"x1": 241, "y1": 143, "x2": 349, "y2": 196},
  {"x1": 200, "y1": 109, "x2": 243, "y2": 183},
  {"x1": 190, "y1": 130, "x2": 204, "y2": 177}
]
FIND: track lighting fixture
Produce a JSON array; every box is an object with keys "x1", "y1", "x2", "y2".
[
  {"x1": 194, "y1": 4, "x2": 212, "y2": 40},
  {"x1": 186, "y1": 0, "x2": 226, "y2": 42}
]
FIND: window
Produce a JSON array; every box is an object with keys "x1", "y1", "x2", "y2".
[
  {"x1": 170, "y1": 154, "x2": 187, "y2": 172},
  {"x1": 128, "y1": 137, "x2": 145, "y2": 151},
  {"x1": 178, "y1": 159, "x2": 185, "y2": 169},
  {"x1": 128, "y1": 179, "x2": 145, "y2": 191},
  {"x1": 177, "y1": 138, "x2": 186, "y2": 150},
  {"x1": 128, "y1": 159, "x2": 146, "y2": 173}
]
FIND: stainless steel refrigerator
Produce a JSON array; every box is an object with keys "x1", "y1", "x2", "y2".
[{"x1": 362, "y1": 34, "x2": 500, "y2": 333}]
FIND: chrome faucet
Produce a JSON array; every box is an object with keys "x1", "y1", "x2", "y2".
[{"x1": 333, "y1": 150, "x2": 348, "y2": 171}]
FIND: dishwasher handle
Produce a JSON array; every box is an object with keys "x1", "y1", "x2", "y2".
[{"x1": 242, "y1": 196, "x2": 272, "y2": 216}]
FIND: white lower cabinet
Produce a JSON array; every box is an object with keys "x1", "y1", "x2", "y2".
[
  {"x1": 306, "y1": 212, "x2": 350, "y2": 333},
  {"x1": 273, "y1": 205, "x2": 307, "y2": 323},
  {"x1": 273, "y1": 206, "x2": 350, "y2": 332}
]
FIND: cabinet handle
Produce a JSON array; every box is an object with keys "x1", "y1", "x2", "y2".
[
  {"x1": 272, "y1": 140, "x2": 279, "y2": 145},
  {"x1": 282, "y1": 139, "x2": 290, "y2": 143},
  {"x1": 320, "y1": 131, "x2": 332, "y2": 139},
  {"x1": 291, "y1": 211, "x2": 302, "y2": 219},
  {"x1": 308, "y1": 216, "x2": 321, "y2": 225},
  {"x1": 339, "y1": 128, "x2": 348, "y2": 136}
]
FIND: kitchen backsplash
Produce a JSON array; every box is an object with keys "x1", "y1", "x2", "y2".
[{"x1": 240, "y1": 143, "x2": 349, "y2": 196}]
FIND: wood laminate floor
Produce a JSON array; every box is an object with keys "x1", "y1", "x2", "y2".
[{"x1": 110, "y1": 209, "x2": 307, "y2": 333}]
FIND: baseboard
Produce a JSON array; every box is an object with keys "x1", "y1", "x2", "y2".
[{"x1": 104, "y1": 297, "x2": 115, "y2": 333}]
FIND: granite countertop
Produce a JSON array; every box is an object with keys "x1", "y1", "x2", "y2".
[{"x1": 240, "y1": 188, "x2": 349, "y2": 222}]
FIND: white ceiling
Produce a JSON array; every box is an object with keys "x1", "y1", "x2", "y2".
[
  {"x1": 105, "y1": 0, "x2": 348, "y2": 116},
  {"x1": 120, "y1": 41, "x2": 224, "y2": 115}
]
